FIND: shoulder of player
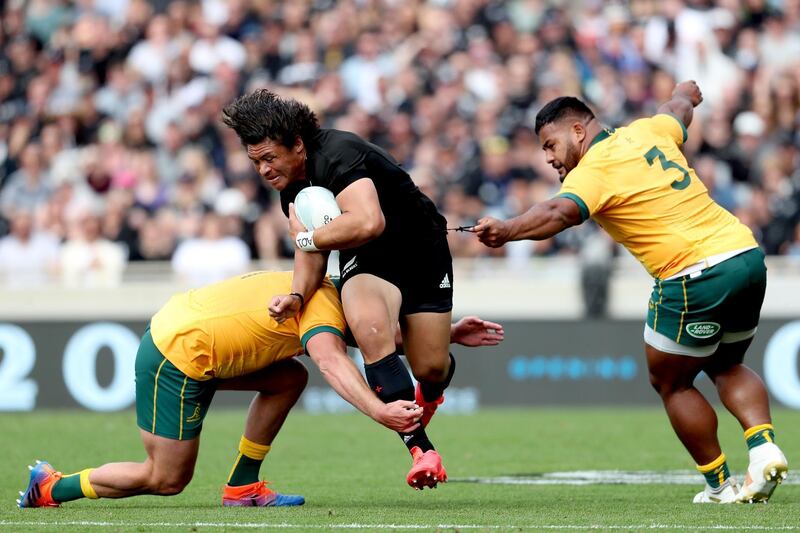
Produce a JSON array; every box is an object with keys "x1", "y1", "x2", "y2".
[
  {"x1": 585, "y1": 123, "x2": 648, "y2": 160},
  {"x1": 315, "y1": 128, "x2": 371, "y2": 155}
]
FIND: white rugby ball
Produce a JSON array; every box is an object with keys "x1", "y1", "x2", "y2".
[{"x1": 294, "y1": 186, "x2": 341, "y2": 230}]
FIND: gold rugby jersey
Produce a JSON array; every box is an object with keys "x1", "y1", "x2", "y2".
[
  {"x1": 557, "y1": 114, "x2": 756, "y2": 279},
  {"x1": 150, "y1": 271, "x2": 345, "y2": 380}
]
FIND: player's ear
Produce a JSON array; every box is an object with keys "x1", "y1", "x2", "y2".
[
  {"x1": 572, "y1": 121, "x2": 586, "y2": 143},
  {"x1": 294, "y1": 135, "x2": 305, "y2": 154}
]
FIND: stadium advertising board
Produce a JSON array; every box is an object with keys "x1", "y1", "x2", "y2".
[{"x1": 1, "y1": 320, "x2": 799, "y2": 411}]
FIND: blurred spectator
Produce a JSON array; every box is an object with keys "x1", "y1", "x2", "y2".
[
  {"x1": 730, "y1": 111, "x2": 766, "y2": 183},
  {"x1": 759, "y1": 10, "x2": 800, "y2": 70},
  {"x1": 2, "y1": 0, "x2": 800, "y2": 275},
  {"x1": 134, "y1": 209, "x2": 177, "y2": 261},
  {"x1": 339, "y1": 32, "x2": 395, "y2": 113},
  {"x1": 188, "y1": 18, "x2": 246, "y2": 75},
  {"x1": 0, "y1": 210, "x2": 61, "y2": 287},
  {"x1": 61, "y1": 207, "x2": 127, "y2": 287},
  {"x1": 0, "y1": 143, "x2": 51, "y2": 213},
  {"x1": 171, "y1": 211, "x2": 250, "y2": 286},
  {"x1": 127, "y1": 15, "x2": 182, "y2": 84}
]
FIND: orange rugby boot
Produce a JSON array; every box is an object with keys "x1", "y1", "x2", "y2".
[
  {"x1": 406, "y1": 446, "x2": 447, "y2": 490},
  {"x1": 222, "y1": 480, "x2": 305, "y2": 507},
  {"x1": 17, "y1": 461, "x2": 61, "y2": 508}
]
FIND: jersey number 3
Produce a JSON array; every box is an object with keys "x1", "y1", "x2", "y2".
[{"x1": 644, "y1": 146, "x2": 691, "y2": 190}]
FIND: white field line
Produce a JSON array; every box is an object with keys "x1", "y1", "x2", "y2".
[
  {"x1": 450, "y1": 470, "x2": 797, "y2": 486},
  {"x1": 1, "y1": 522, "x2": 799, "y2": 530}
]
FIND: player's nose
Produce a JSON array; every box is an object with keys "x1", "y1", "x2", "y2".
[{"x1": 258, "y1": 162, "x2": 273, "y2": 177}]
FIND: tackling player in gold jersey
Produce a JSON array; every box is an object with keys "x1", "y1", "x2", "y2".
[
  {"x1": 476, "y1": 81, "x2": 788, "y2": 504},
  {"x1": 18, "y1": 271, "x2": 503, "y2": 509}
]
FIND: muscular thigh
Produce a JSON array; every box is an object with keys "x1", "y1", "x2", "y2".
[
  {"x1": 341, "y1": 273, "x2": 402, "y2": 360},
  {"x1": 140, "y1": 429, "x2": 200, "y2": 483},
  {"x1": 339, "y1": 231, "x2": 453, "y2": 317},
  {"x1": 401, "y1": 311, "x2": 452, "y2": 376}
]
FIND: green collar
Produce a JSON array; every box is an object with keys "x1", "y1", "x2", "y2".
[{"x1": 588, "y1": 127, "x2": 615, "y2": 149}]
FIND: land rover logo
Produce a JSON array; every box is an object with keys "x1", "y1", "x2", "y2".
[{"x1": 686, "y1": 322, "x2": 721, "y2": 338}]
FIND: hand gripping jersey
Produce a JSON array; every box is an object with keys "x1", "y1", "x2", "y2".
[
  {"x1": 556, "y1": 114, "x2": 757, "y2": 279},
  {"x1": 150, "y1": 271, "x2": 345, "y2": 380}
]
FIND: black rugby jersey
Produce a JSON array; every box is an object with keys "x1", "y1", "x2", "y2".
[{"x1": 280, "y1": 129, "x2": 446, "y2": 240}]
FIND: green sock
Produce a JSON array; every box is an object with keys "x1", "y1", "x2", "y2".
[
  {"x1": 697, "y1": 453, "x2": 730, "y2": 489},
  {"x1": 51, "y1": 474, "x2": 85, "y2": 502},
  {"x1": 227, "y1": 436, "x2": 270, "y2": 487},
  {"x1": 745, "y1": 423, "x2": 775, "y2": 450},
  {"x1": 227, "y1": 454, "x2": 263, "y2": 486}
]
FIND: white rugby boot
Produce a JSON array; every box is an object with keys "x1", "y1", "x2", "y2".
[
  {"x1": 693, "y1": 477, "x2": 740, "y2": 503},
  {"x1": 737, "y1": 442, "x2": 789, "y2": 503}
]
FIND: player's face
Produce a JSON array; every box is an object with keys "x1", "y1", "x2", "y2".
[
  {"x1": 538, "y1": 122, "x2": 583, "y2": 182},
  {"x1": 246, "y1": 137, "x2": 306, "y2": 191}
]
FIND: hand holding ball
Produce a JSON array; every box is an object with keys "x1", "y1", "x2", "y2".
[{"x1": 293, "y1": 186, "x2": 341, "y2": 251}]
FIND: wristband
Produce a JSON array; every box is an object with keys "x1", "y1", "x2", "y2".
[
  {"x1": 289, "y1": 292, "x2": 305, "y2": 308},
  {"x1": 295, "y1": 231, "x2": 318, "y2": 251}
]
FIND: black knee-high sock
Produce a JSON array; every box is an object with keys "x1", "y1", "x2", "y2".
[
  {"x1": 365, "y1": 352, "x2": 434, "y2": 452},
  {"x1": 419, "y1": 353, "x2": 456, "y2": 403}
]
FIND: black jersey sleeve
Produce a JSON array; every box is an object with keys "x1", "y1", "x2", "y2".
[{"x1": 317, "y1": 134, "x2": 374, "y2": 196}]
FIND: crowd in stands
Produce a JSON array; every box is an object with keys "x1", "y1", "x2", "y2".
[{"x1": 2, "y1": 0, "x2": 800, "y2": 287}]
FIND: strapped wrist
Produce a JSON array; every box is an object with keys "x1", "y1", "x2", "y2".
[
  {"x1": 289, "y1": 292, "x2": 305, "y2": 308},
  {"x1": 295, "y1": 230, "x2": 318, "y2": 251}
]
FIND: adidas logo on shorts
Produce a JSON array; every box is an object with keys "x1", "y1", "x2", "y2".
[{"x1": 439, "y1": 274, "x2": 451, "y2": 289}]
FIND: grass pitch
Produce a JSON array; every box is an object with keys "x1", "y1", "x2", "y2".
[{"x1": 1, "y1": 407, "x2": 798, "y2": 532}]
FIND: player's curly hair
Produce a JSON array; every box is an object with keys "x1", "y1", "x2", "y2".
[
  {"x1": 534, "y1": 97, "x2": 595, "y2": 134},
  {"x1": 222, "y1": 89, "x2": 320, "y2": 148}
]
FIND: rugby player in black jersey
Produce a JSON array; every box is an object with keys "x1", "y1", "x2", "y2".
[{"x1": 223, "y1": 89, "x2": 456, "y2": 489}]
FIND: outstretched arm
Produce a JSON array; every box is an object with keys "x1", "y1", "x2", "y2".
[
  {"x1": 657, "y1": 80, "x2": 703, "y2": 129},
  {"x1": 392, "y1": 316, "x2": 505, "y2": 347},
  {"x1": 306, "y1": 332, "x2": 421, "y2": 432},
  {"x1": 474, "y1": 197, "x2": 582, "y2": 248},
  {"x1": 450, "y1": 316, "x2": 505, "y2": 346}
]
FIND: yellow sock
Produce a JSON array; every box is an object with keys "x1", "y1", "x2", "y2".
[
  {"x1": 744, "y1": 423, "x2": 775, "y2": 450},
  {"x1": 79, "y1": 468, "x2": 98, "y2": 499},
  {"x1": 696, "y1": 453, "x2": 730, "y2": 489}
]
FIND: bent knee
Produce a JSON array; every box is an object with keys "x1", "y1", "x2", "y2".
[
  {"x1": 149, "y1": 472, "x2": 193, "y2": 496},
  {"x1": 350, "y1": 321, "x2": 395, "y2": 357},
  {"x1": 648, "y1": 372, "x2": 694, "y2": 397},
  {"x1": 412, "y1": 361, "x2": 449, "y2": 383}
]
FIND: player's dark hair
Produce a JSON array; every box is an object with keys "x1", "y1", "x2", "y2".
[
  {"x1": 534, "y1": 96, "x2": 595, "y2": 134},
  {"x1": 222, "y1": 89, "x2": 320, "y2": 148}
]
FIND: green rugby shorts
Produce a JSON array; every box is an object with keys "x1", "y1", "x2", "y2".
[
  {"x1": 135, "y1": 326, "x2": 216, "y2": 440},
  {"x1": 644, "y1": 248, "x2": 766, "y2": 356}
]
